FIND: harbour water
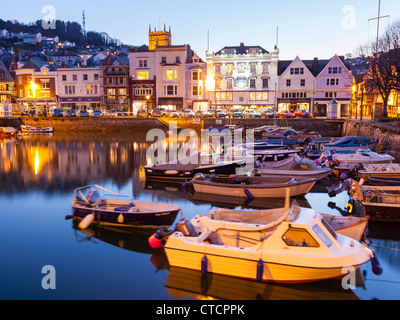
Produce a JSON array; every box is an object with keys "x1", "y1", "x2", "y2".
[{"x1": 1, "y1": 132, "x2": 399, "y2": 300}]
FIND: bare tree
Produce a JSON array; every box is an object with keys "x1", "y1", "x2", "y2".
[{"x1": 357, "y1": 19, "x2": 400, "y2": 118}]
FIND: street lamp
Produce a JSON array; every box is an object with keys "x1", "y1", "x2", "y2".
[{"x1": 145, "y1": 95, "x2": 151, "y2": 118}]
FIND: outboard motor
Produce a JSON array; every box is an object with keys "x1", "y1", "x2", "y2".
[
  {"x1": 148, "y1": 227, "x2": 176, "y2": 249},
  {"x1": 328, "y1": 179, "x2": 353, "y2": 198},
  {"x1": 340, "y1": 163, "x2": 364, "y2": 180}
]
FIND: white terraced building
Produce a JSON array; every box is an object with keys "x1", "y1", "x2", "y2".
[{"x1": 205, "y1": 42, "x2": 280, "y2": 113}]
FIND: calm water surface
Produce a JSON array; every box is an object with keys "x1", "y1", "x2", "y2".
[{"x1": 0, "y1": 132, "x2": 399, "y2": 300}]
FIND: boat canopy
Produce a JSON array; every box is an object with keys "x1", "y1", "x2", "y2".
[{"x1": 260, "y1": 154, "x2": 317, "y2": 171}]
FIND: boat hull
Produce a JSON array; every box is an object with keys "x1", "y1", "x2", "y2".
[
  {"x1": 259, "y1": 169, "x2": 332, "y2": 181},
  {"x1": 72, "y1": 205, "x2": 180, "y2": 228},
  {"x1": 165, "y1": 246, "x2": 366, "y2": 284},
  {"x1": 144, "y1": 162, "x2": 242, "y2": 182},
  {"x1": 192, "y1": 178, "x2": 316, "y2": 198}
]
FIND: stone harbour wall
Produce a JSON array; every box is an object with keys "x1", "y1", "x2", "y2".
[{"x1": 343, "y1": 120, "x2": 400, "y2": 160}]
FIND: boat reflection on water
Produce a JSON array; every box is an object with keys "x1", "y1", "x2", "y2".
[
  {"x1": 166, "y1": 267, "x2": 364, "y2": 300},
  {"x1": 71, "y1": 221, "x2": 169, "y2": 272}
]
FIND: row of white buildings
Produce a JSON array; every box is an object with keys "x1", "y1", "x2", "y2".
[{"x1": 129, "y1": 27, "x2": 354, "y2": 117}]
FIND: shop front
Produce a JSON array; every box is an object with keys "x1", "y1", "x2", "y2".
[
  {"x1": 17, "y1": 98, "x2": 57, "y2": 115},
  {"x1": 59, "y1": 97, "x2": 101, "y2": 113}
]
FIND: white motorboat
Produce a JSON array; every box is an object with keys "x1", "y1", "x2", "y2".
[
  {"x1": 189, "y1": 174, "x2": 317, "y2": 199},
  {"x1": 162, "y1": 202, "x2": 380, "y2": 283},
  {"x1": 257, "y1": 154, "x2": 332, "y2": 181},
  {"x1": 205, "y1": 206, "x2": 369, "y2": 242},
  {"x1": 20, "y1": 125, "x2": 54, "y2": 134},
  {"x1": 317, "y1": 149, "x2": 394, "y2": 166}
]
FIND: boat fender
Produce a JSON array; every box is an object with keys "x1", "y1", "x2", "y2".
[
  {"x1": 78, "y1": 213, "x2": 95, "y2": 230},
  {"x1": 256, "y1": 259, "x2": 264, "y2": 282},
  {"x1": 244, "y1": 189, "x2": 254, "y2": 200},
  {"x1": 118, "y1": 213, "x2": 124, "y2": 223},
  {"x1": 201, "y1": 255, "x2": 208, "y2": 275},
  {"x1": 148, "y1": 233, "x2": 165, "y2": 249},
  {"x1": 371, "y1": 250, "x2": 383, "y2": 275}
]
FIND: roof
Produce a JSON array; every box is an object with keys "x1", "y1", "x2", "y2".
[
  {"x1": 215, "y1": 43, "x2": 269, "y2": 56},
  {"x1": 278, "y1": 58, "x2": 330, "y2": 76},
  {"x1": 20, "y1": 58, "x2": 57, "y2": 71},
  {"x1": 0, "y1": 60, "x2": 14, "y2": 82}
]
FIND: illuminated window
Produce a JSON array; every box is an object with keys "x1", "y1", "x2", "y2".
[
  {"x1": 137, "y1": 71, "x2": 149, "y2": 80},
  {"x1": 227, "y1": 92, "x2": 232, "y2": 100},
  {"x1": 215, "y1": 92, "x2": 221, "y2": 100},
  {"x1": 165, "y1": 69, "x2": 177, "y2": 81},
  {"x1": 226, "y1": 64, "x2": 233, "y2": 74},
  {"x1": 221, "y1": 92, "x2": 226, "y2": 100},
  {"x1": 249, "y1": 92, "x2": 256, "y2": 101},
  {"x1": 262, "y1": 92, "x2": 268, "y2": 100}
]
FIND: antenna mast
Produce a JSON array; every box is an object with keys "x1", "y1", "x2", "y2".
[{"x1": 82, "y1": 10, "x2": 86, "y2": 36}]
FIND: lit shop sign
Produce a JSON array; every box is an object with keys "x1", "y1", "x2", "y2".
[{"x1": 235, "y1": 78, "x2": 248, "y2": 88}]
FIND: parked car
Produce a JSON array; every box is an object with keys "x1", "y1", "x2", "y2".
[
  {"x1": 195, "y1": 110, "x2": 212, "y2": 118},
  {"x1": 278, "y1": 110, "x2": 296, "y2": 118},
  {"x1": 117, "y1": 111, "x2": 129, "y2": 117},
  {"x1": 294, "y1": 109, "x2": 312, "y2": 118},
  {"x1": 181, "y1": 109, "x2": 195, "y2": 117},
  {"x1": 53, "y1": 108, "x2": 63, "y2": 117},
  {"x1": 231, "y1": 109, "x2": 243, "y2": 118},
  {"x1": 109, "y1": 109, "x2": 118, "y2": 118},
  {"x1": 260, "y1": 108, "x2": 276, "y2": 118},
  {"x1": 65, "y1": 109, "x2": 76, "y2": 117},
  {"x1": 245, "y1": 109, "x2": 262, "y2": 118},
  {"x1": 137, "y1": 110, "x2": 147, "y2": 118},
  {"x1": 151, "y1": 108, "x2": 163, "y2": 117},
  {"x1": 79, "y1": 110, "x2": 89, "y2": 117},
  {"x1": 93, "y1": 109, "x2": 102, "y2": 116},
  {"x1": 168, "y1": 109, "x2": 180, "y2": 118},
  {"x1": 213, "y1": 109, "x2": 227, "y2": 118}
]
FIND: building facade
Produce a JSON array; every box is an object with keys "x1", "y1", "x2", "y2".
[
  {"x1": 56, "y1": 67, "x2": 102, "y2": 112},
  {"x1": 0, "y1": 60, "x2": 15, "y2": 115},
  {"x1": 314, "y1": 55, "x2": 353, "y2": 117},
  {"x1": 100, "y1": 54, "x2": 130, "y2": 113},
  {"x1": 15, "y1": 58, "x2": 58, "y2": 114},
  {"x1": 206, "y1": 43, "x2": 279, "y2": 113},
  {"x1": 277, "y1": 56, "x2": 316, "y2": 114},
  {"x1": 129, "y1": 26, "x2": 205, "y2": 113}
]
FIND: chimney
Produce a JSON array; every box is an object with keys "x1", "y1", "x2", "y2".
[{"x1": 312, "y1": 57, "x2": 319, "y2": 76}]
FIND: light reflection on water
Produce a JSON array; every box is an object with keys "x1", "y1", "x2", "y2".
[{"x1": 0, "y1": 133, "x2": 399, "y2": 300}]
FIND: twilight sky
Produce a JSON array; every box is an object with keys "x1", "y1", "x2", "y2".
[{"x1": 2, "y1": 0, "x2": 400, "y2": 60}]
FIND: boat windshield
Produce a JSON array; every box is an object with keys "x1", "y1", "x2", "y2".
[{"x1": 312, "y1": 224, "x2": 333, "y2": 247}]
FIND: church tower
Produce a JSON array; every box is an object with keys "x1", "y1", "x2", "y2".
[{"x1": 148, "y1": 24, "x2": 171, "y2": 51}]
